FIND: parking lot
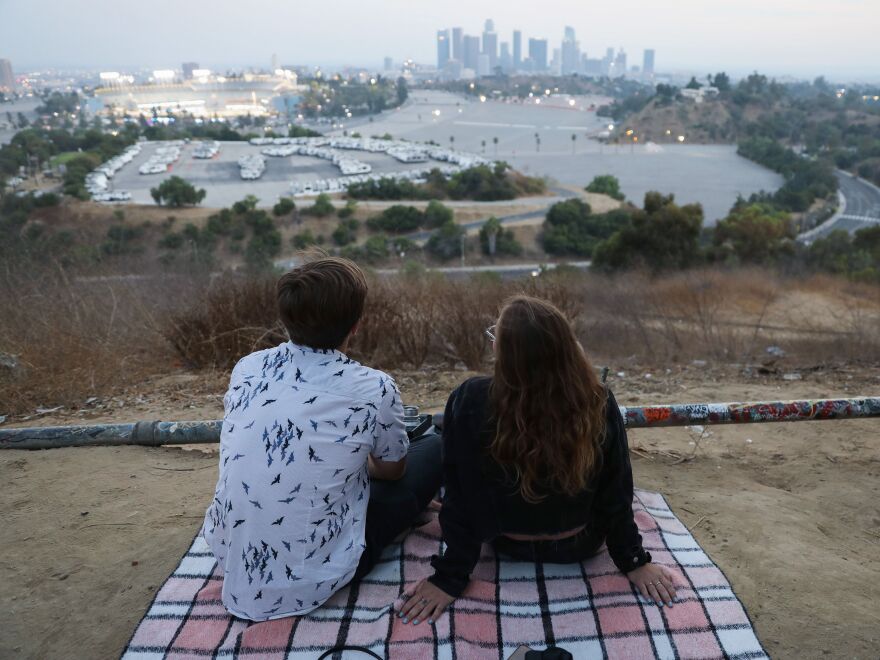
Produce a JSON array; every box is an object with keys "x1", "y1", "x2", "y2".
[{"x1": 109, "y1": 141, "x2": 444, "y2": 208}]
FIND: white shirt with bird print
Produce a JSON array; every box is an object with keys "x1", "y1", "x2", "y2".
[{"x1": 203, "y1": 341, "x2": 409, "y2": 620}]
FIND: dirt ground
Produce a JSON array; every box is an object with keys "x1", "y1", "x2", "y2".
[{"x1": 1, "y1": 364, "x2": 879, "y2": 659}]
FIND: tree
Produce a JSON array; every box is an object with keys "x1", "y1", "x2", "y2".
[
  {"x1": 337, "y1": 199, "x2": 357, "y2": 218},
  {"x1": 709, "y1": 72, "x2": 731, "y2": 92},
  {"x1": 585, "y1": 174, "x2": 625, "y2": 201},
  {"x1": 150, "y1": 176, "x2": 207, "y2": 207},
  {"x1": 685, "y1": 76, "x2": 702, "y2": 90},
  {"x1": 273, "y1": 197, "x2": 295, "y2": 217},
  {"x1": 423, "y1": 200, "x2": 453, "y2": 229},
  {"x1": 425, "y1": 220, "x2": 466, "y2": 261},
  {"x1": 397, "y1": 77, "x2": 409, "y2": 106},
  {"x1": 479, "y1": 216, "x2": 522, "y2": 257},
  {"x1": 493, "y1": 136, "x2": 499, "y2": 155},
  {"x1": 712, "y1": 203, "x2": 795, "y2": 264},
  {"x1": 592, "y1": 192, "x2": 703, "y2": 272},
  {"x1": 232, "y1": 195, "x2": 259, "y2": 214},
  {"x1": 571, "y1": 133, "x2": 577, "y2": 154}
]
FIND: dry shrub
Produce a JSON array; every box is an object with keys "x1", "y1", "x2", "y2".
[
  {"x1": 0, "y1": 267, "x2": 173, "y2": 413},
  {"x1": 434, "y1": 277, "x2": 505, "y2": 369},
  {"x1": 164, "y1": 274, "x2": 285, "y2": 368}
]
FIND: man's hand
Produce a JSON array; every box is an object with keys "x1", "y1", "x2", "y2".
[
  {"x1": 627, "y1": 563, "x2": 678, "y2": 606},
  {"x1": 396, "y1": 578, "x2": 455, "y2": 625}
]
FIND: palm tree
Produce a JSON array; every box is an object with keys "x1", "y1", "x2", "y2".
[
  {"x1": 481, "y1": 139, "x2": 486, "y2": 154},
  {"x1": 534, "y1": 133, "x2": 541, "y2": 153},
  {"x1": 449, "y1": 135, "x2": 455, "y2": 149},
  {"x1": 571, "y1": 133, "x2": 577, "y2": 154},
  {"x1": 493, "y1": 136, "x2": 499, "y2": 155}
]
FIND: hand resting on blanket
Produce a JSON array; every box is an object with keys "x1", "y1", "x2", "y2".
[
  {"x1": 627, "y1": 563, "x2": 678, "y2": 607},
  {"x1": 396, "y1": 577, "x2": 456, "y2": 625}
]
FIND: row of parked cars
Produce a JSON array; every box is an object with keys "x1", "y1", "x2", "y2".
[
  {"x1": 192, "y1": 141, "x2": 221, "y2": 159},
  {"x1": 289, "y1": 164, "x2": 462, "y2": 197},
  {"x1": 138, "y1": 142, "x2": 184, "y2": 175},
  {"x1": 85, "y1": 143, "x2": 143, "y2": 200},
  {"x1": 238, "y1": 154, "x2": 266, "y2": 180}
]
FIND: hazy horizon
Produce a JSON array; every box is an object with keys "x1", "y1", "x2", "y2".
[{"x1": 2, "y1": 0, "x2": 879, "y2": 81}]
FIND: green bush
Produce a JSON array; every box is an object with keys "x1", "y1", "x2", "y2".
[
  {"x1": 585, "y1": 175, "x2": 625, "y2": 201},
  {"x1": 712, "y1": 203, "x2": 795, "y2": 264},
  {"x1": 366, "y1": 205, "x2": 424, "y2": 233},
  {"x1": 423, "y1": 200, "x2": 453, "y2": 228},
  {"x1": 332, "y1": 218, "x2": 360, "y2": 246},
  {"x1": 273, "y1": 197, "x2": 296, "y2": 217},
  {"x1": 337, "y1": 199, "x2": 358, "y2": 219},
  {"x1": 292, "y1": 229, "x2": 320, "y2": 249},
  {"x1": 541, "y1": 199, "x2": 629, "y2": 257},
  {"x1": 301, "y1": 193, "x2": 335, "y2": 217},
  {"x1": 426, "y1": 220, "x2": 467, "y2": 261}
]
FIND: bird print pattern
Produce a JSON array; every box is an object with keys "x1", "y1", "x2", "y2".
[{"x1": 203, "y1": 341, "x2": 408, "y2": 621}]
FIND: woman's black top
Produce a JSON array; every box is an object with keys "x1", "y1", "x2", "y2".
[{"x1": 428, "y1": 376, "x2": 650, "y2": 597}]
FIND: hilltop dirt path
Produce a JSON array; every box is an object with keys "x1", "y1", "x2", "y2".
[{"x1": 2, "y1": 365, "x2": 879, "y2": 659}]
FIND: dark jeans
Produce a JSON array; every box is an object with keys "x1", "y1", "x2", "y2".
[
  {"x1": 492, "y1": 525, "x2": 605, "y2": 564},
  {"x1": 354, "y1": 432, "x2": 443, "y2": 579}
]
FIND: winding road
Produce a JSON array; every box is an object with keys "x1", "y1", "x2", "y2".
[{"x1": 799, "y1": 171, "x2": 880, "y2": 241}]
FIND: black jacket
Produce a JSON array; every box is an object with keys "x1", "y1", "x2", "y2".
[{"x1": 428, "y1": 376, "x2": 650, "y2": 597}]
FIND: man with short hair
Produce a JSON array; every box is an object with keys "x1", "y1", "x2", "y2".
[{"x1": 203, "y1": 257, "x2": 442, "y2": 621}]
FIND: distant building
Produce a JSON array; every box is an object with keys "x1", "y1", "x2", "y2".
[
  {"x1": 643, "y1": 49, "x2": 656, "y2": 77},
  {"x1": 583, "y1": 56, "x2": 603, "y2": 76},
  {"x1": 528, "y1": 38, "x2": 548, "y2": 72},
  {"x1": 437, "y1": 29, "x2": 451, "y2": 69},
  {"x1": 561, "y1": 26, "x2": 580, "y2": 75},
  {"x1": 443, "y1": 58, "x2": 463, "y2": 80},
  {"x1": 499, "y1": 42, "x2": 512, "y2": 72},
  {"x1": 384, "y1": 57, "x2": 394, "y2": 72},
  {"x1": 452, "y1": 27, "x2": 463, "y2": 61},
  {"x1": 482, "y1": 20, "x2": 498, "y2": 68},
  {"x1": 551, "y1": 48, "x2": 562, "y2": 76},
  {"x1": 182, "y1": 62, "x2": 199, "y2": 80},
  {"x1": 512, "y1": 30, "x2": 522, "y2": 70},
  {"x1": 463, "y1": 35, "x2": 481, "y2": 71},
  {"x1": 477, "y1": 53, "x2": 491, "y2": 77},
  {"x1": 271, "y1": 53, "x2": 279, "y2": 72}
]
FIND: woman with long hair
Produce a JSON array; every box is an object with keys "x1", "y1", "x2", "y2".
[{"x1": 397, "y1": 295, "x2": 677, "y2": 625}]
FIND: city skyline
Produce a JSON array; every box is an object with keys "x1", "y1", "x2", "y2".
[{"x1": 1, "y1": 0, "x2": 879, "y2": 80}]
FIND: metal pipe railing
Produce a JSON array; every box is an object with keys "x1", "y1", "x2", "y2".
[{"x1": 1, "y1": 397, "x2": 878, "y2": 450}]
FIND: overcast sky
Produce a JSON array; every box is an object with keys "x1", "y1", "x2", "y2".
[{"x1": 2, "y1": 0, "x2": 878, "y2": 81}]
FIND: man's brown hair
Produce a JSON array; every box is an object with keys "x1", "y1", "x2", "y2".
[{"x1": 276, "y1": 257, "x2": 368, "y2": 350}]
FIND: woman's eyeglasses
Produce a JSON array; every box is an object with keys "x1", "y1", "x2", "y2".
[{"x1": 484, "y1": 325, "x2": 496, "y2": 342}]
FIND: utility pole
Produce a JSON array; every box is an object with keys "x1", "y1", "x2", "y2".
[{"x1": 460, "y1": 233, "x2": 466, "y2": 267}]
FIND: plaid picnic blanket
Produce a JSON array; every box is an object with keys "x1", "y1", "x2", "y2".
[{"x1": 121, "y1": 489, "x2": 767, "y2": 659}]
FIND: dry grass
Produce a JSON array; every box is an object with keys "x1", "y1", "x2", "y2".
[{"x1": 2, "y1": 265, "x2": 878, "y2": 415}]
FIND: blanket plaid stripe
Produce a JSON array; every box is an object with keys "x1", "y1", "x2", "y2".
[{"x1": 121, "y1": 490, "x2": 767, "y2": 659}]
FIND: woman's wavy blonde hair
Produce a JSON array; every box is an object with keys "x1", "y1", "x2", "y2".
[{"x1": 489, "y1": 295, "x2": 606, "y2": 503}]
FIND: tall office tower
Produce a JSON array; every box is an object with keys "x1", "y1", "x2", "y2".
[
  {"x1": 499, "y1": 42, "x2": 512, "y2": 72},
  {"x1": 463, "y1": 35, "x2": 481, "y2": 71},
  {"x1": 551, "y1": 48, "x2": 562, "y2": 76},
  {"x1": 561, "y1": 26, "x2": 580, "y2": 75},
  {"x1": 384, "y1": 57, "x2": 394, "y2": 72},
  {"x1": 512, "y1": 30, "x2": 522, "y2": 69},
  {"x1": 437, "y1": 29, "x2": 451, "y2": 69},
  {"x1": 482, "y1": 20, "x2": 498, "y2": 68},
  {"x1": 182, "y1": 62, "x2": 199, "y2": 79},
  {"x1": 452, "y1": 27, "x2": 464, "y2": 61},
  {"x1": 642, "y1": 49, "x2": 655, "y2": 76},
  {"x1": 602, "y1": 47, "x2": 615, "y2": 76},
  {"x1": 613, "y1": 49, "x2": 627, "y2": 77},
  {"x1": 528, "y1": 38, "x2": 548, "y2": 71},
  {"x1": 477, "y1": 53, "x2": 491, "y2": 77},
  {"x1": 0, "y1": 59, "x2": 13, "y2": 89}
]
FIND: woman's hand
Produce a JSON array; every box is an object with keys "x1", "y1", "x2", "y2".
[
  {"x1": 627, "y1": 563, "x2": 678, "y2": 607},
  {"x1": 396, "y1": 578, "x2": 456, "y2": 625}
]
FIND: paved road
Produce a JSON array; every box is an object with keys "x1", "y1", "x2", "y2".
[{"x1": 800, "y1": 171, "x2": 880, "y2": 241}]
